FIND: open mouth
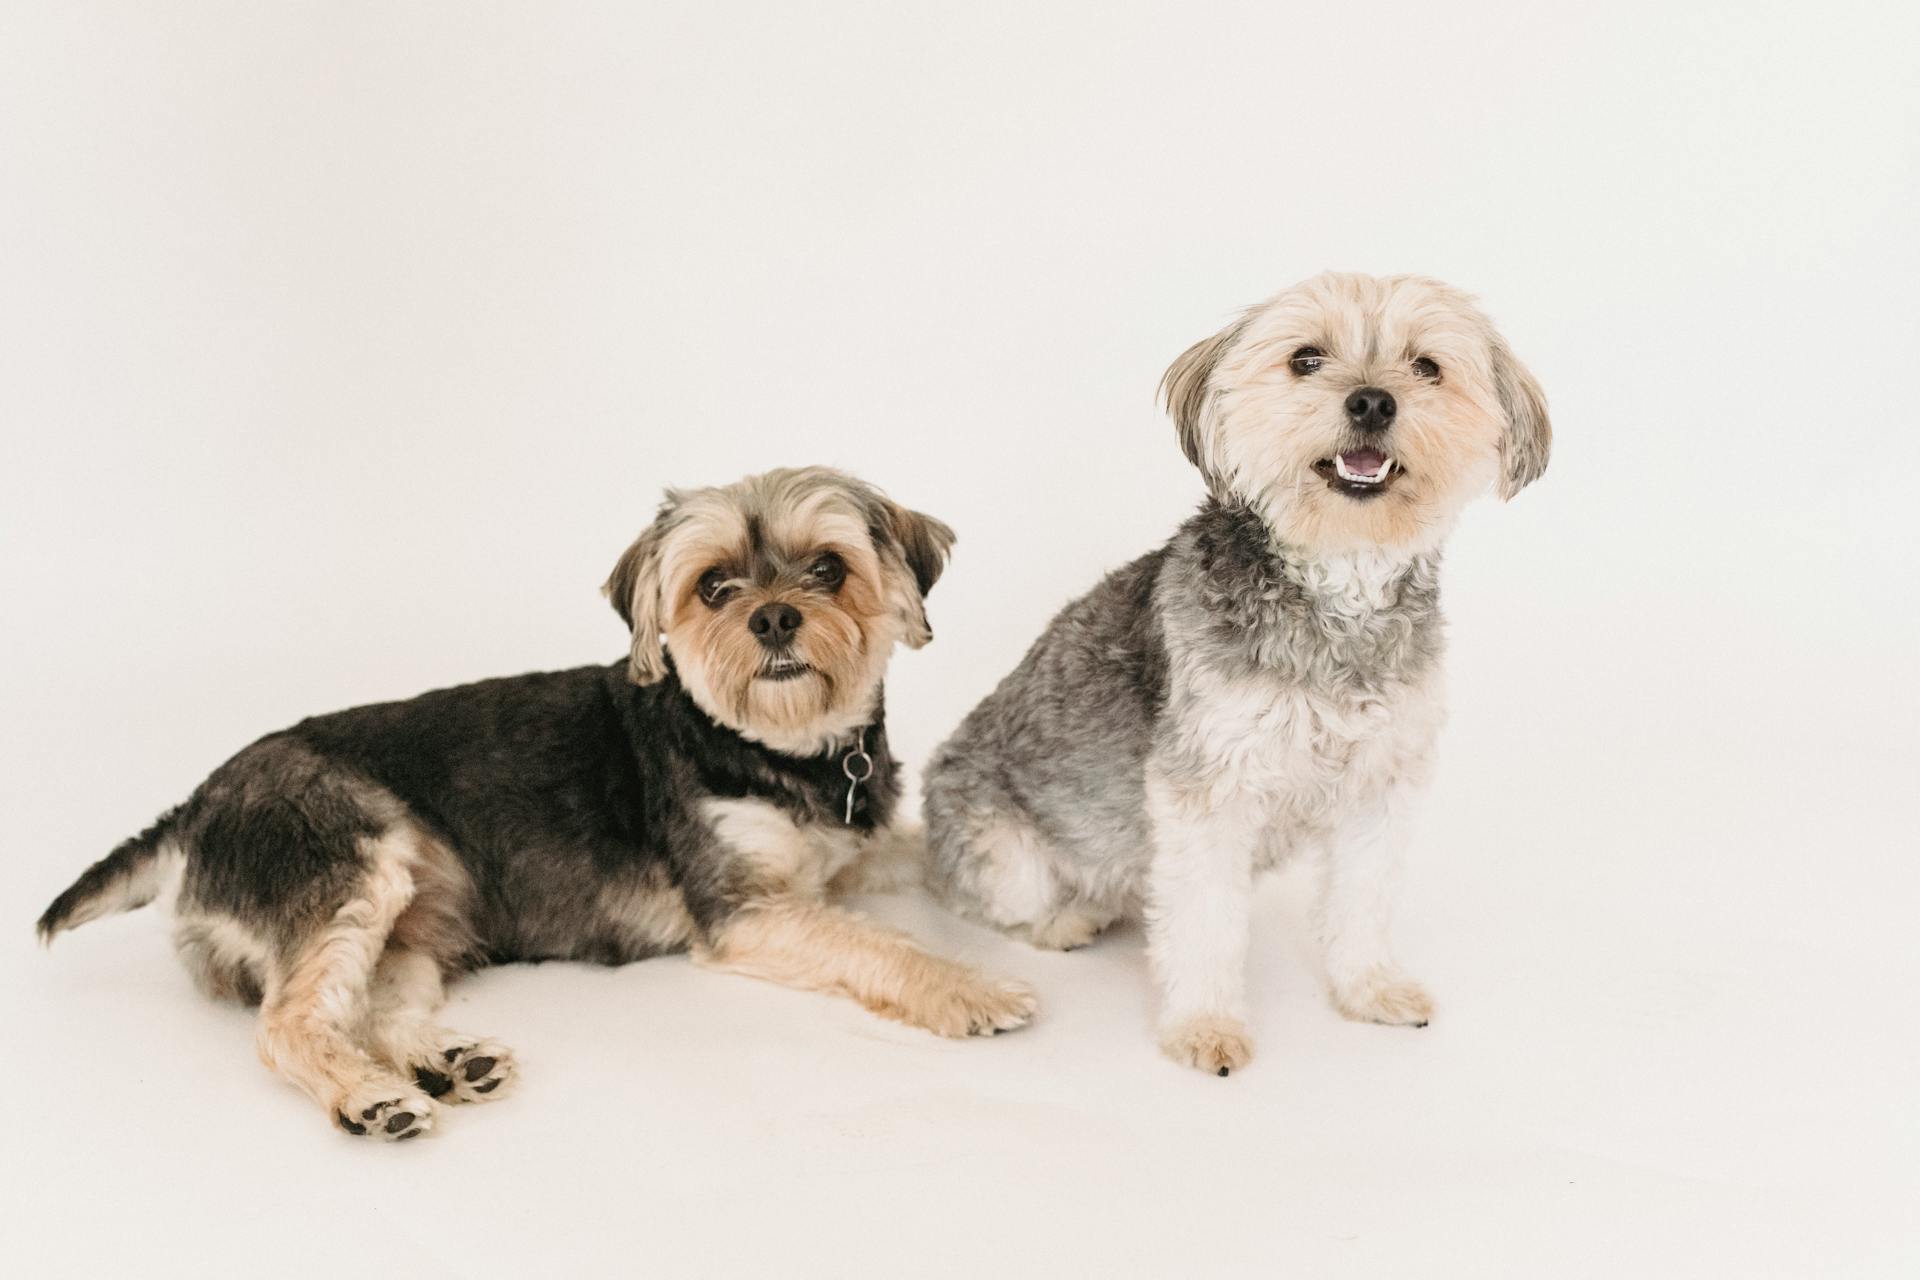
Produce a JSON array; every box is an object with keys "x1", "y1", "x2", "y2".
[
  {"x1": 1311, "y1": 448, "x2": 1403, "y2": 499},
  {"x1": 756, "y1": 659, "x2": 814, "y2": 682}
]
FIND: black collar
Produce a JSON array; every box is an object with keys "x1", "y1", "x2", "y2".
[{"x1": 634, "y1": 660, "x2": 892, "y2": 830}]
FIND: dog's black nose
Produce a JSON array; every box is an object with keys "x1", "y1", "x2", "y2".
[
  {"x1": 1344, "y1": 386, "x2": 1397, "y2": 432},
  {"x1": 748, "y1": 602, "x2": 803, "y2": 648}
]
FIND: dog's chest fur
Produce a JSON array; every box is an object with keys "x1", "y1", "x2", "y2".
[
  {"x1": 699, "y1": 796, "x2": 869, "y2": 898},
  {"x1": 1158, "y1": 503, "x2": 1447, "y2": 845},
  {"x1": 923, "y1": 501, "x2": 1452, "y2": 905}
]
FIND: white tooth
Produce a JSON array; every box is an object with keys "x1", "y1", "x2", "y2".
[{"x1": 1333, "y1": 455, "x2": 1386, "y2": 484}]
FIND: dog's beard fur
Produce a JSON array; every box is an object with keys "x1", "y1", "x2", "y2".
[
  {"x1": 1167, "y1": 273, "x2": 1550, "y2": 557},
  {"x1": 666, "y1": 577, "x2": 891, "y2": 755},
  {"x1": 607, "y1": 468, "x2": 951, "y2": 757}
]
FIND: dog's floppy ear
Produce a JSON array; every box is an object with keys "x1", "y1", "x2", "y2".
[
  {"x1": 1159, "y1": 315, "x2": 1250, "y2": 479},
  {"x1": 865, "y1": 493, "x2": 955, "y2": 648},
  {"x1": 1491, "y1": 335, "x2": 1552, "y2": 499},
  {"x1": 602, "y1": 495, "x2": 679, "y2": 685}
]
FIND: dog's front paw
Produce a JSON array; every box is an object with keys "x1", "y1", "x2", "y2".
[
  {"x1": 1333, "y1": 967, "x2": 1434, "y2": 1027},
  {"x1": 335, "y1": 1081, "x2": 437, "y2": 1142},
  {"x1": 1159, "y1": 1014, "x2": 1254, "y2": 1076},
  {"x1": 413, "y1": 1039, "x2": 517, "y2": 1104},
  {"x1": 910, "y1": 975, "x2": 1038, "y2": 1038}
]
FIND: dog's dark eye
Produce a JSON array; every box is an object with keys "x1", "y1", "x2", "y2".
[
  {"x1": 806, "y1": 552, "x2": 845, "y2": 590},
  {"x1": 1289, "y1": 346, "x2": 1325, "y2": 376},
  {"x1": 1410, "y1": 356, "x2": 1441, "y2": 381},
  {"x1": 696, "y1": 569, "x2": 732, "y2": 607}
]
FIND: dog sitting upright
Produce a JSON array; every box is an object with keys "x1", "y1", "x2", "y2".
[
  {"x1": 39, "y1": 466, "x2": 1035, "y2": 1140},
  {"x1": 924, "y1": 273, "x2": 1550, "y2": 1075}
]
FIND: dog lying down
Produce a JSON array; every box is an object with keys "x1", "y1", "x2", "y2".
[{"x1": 39, "y1": 467, "x2": 1034, "y2": 1141}]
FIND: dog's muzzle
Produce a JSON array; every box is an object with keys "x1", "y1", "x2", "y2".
[
  {"x1": 1312, "y1": 445, "x2": 1403, "y2": 499},
  {"x1": 1344, "y1": 386, "x2": 1396, "y2": 432},
  {"x1": 748, "y1": 602, "x2": 802, "y2": 650}
]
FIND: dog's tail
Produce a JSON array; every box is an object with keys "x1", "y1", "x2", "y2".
[{"x1": 37, "y1": 808, "x2": 186, "y2": 944}]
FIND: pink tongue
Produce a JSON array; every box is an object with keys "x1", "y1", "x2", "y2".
[{"x1": 1340, "y1": 448, "x2": 1387, "y2": 476}]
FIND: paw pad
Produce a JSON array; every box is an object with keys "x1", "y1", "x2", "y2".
[
  {"x1": 413, "y1": 1068, "x2": 454, "y2": 1098},
  {"x1": 336, "y1": 1091, "x2": 433, "y2": 1142},
  {"x1": 424, "y1": 1041, "x2": 515, "y2": 1103}
]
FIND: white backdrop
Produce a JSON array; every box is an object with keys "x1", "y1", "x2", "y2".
[{"x1": 3, "y1": 3, "x2": 1916, "y2": 1277}]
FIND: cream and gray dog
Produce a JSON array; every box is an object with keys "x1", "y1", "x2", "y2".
[{"x1": 924, "y1": 272, "x2": 1550, "y2": 1075}]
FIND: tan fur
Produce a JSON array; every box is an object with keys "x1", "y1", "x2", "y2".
[
  {"x1": 1027, "y1": 909, "x2": 1111, "y2": 952},
  {"x1": 387, "y1": 826, "x2": 481, "y2": 965},
  {"x1": 826, "y1": 822, "x2": 928, "y2": 895},
  {"x1": 694, "y1": 899, "x2": 1036, "y2": 1038},
  {"x1": 167, "y1": 818, "x2": 503, "y2": 1135},
  {"x1": 173, "y1": 912, "x2": 272, "y2": 1004},
  {"x1": 1161, "y1": 314, "x2": 1254, "y2": 472},
  {"x1": 596, "y1": 862, "x2": 699, "y2": 954},
  {"x1": 1166, "y1": 273, "x2": 1550, "y2": 556},
  {"x1": 668, "y1": 579, "x2": 881, "y2": 752},
  {"x1": 364, "y1": 945, "x2": 445, "y2": 1064},
  {"x1": 603, "y1": 466, "x2": 951, "y2": 756},
  {"x1": 365, "y1": 946, "x2": 517, "y2": 1104},
  {"x1": 1159, "y1": 1013, "x2": 1255, "y2": 1075},
  {"x1": 660, "y1": 504, "x2": 895, "y2": 752},
  {"x1": 703, "y1": 796, "x2": 864, "y2": 898},
  {"x1": 254, "y1": 825, "x2": 438, "y2": 1139},
  {"x1": 603, "y1": 519, "x2": 672, "y2": 684},
  {"x1": 1331, "y1": 963, "x2": 1436, "y2": 1026},
  {"x1": 1490, "y1": 330, "x2": 1552, "y2": 498}
]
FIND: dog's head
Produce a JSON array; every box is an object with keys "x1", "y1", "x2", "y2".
[
  {"x1": 603, "y1": 467, "x2": 953, "y2": 754},
  {"x1": 1162, "y1": 272, "x2": 1550, "y2": 554}
]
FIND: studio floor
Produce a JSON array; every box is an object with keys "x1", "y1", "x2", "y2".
[{"x1": 7, "y1": 672, "x2": 1912, "y2": 1278}]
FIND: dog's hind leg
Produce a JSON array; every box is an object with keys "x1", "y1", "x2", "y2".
[
  {"x1": 255, "y1": 827, "x2": 438, "y2": 1142},
  {"x1": 934, "y1": 814, "x2": 1113, "y2": 951},
  {"x1": 360, "y1": 833, "x2": 513, "y2": 1103},
  {"x1": 364, "y1": 946, "x2": 515, "y2": 1104},
  {"x1": 174, "y1": 913, "x2": 272, "y2": 1005}
]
